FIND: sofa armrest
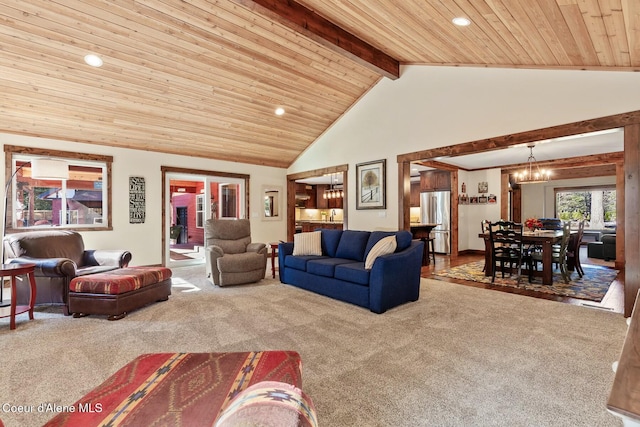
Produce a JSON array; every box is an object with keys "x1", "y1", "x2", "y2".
[
  {"x1": 277, "y1": 242, "x2": 294, "y2": 283},
  {"x1": 247, "y1": 242, "x2": 267, "y2": 255},
  {"x1": 83, "y1": 250, "x2": 132, "y2": 268},
  {"x1": 368, "y1": 241, "x2": 424, "y2": 314},
  {"x1": 205, "y1": 245, "x2": 225, "y2": 284},
  {"x1": 8, "y1": 256, "x2": 77, "y2": 278}
]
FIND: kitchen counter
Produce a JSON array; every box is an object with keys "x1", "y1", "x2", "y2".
[
  {"x1": 299, "y1": 220, "x2": 343, "y2": 224},
  {"x1": 410, "y1": 223, "x2": 439, "y2": 239},
  {"x1": 298, "y1": 221, "x2": 343, "y2": 232}
]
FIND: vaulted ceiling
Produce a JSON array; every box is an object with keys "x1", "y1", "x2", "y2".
[{"x1": 1, "y1": 1, "x2": 639, "y2": 168}]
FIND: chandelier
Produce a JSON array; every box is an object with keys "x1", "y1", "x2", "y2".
[
  {"x1": 514, "y1": 144, "x2": 551, "y2": 184},
  {"x1": 323, "y1": 173, "x2": 343, "y2": 199}
]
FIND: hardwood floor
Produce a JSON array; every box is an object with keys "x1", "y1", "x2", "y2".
[{"x1": 422, "y1": 246, "x2": 624, "y2": 314}]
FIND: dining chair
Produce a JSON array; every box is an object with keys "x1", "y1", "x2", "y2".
[
  {"x1": 481, "y1": 220, "x2": 491, "y2": 272},
  {"x1": 566, "y1": 220, "x2": 585, "y2": 277},
  {"x1": 488, "y1": 220, "x2": 525, "y2": 283},
  {"x1": 531, "y1": 221, "x2": 572, "y2": 283}
]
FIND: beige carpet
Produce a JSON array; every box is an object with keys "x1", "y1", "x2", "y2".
[{"x1": 0, "y1": 265, "x2": 628, "y2": 426}]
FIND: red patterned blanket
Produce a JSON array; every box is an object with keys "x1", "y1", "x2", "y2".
[{"x1": 44, "y1": 351, "x2": 303, "y2": 426}]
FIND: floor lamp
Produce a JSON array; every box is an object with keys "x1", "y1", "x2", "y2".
[{"x1": 0, "y1": 158, "x2": 69, "y2": 306}]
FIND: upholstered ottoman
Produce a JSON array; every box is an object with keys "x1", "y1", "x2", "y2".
[
  {"x1": 68, "y1": 267, "x2": 172, "y2": 320},
  {"x1": 43, "y1": 351, "x2": 316, "y2": 427}
]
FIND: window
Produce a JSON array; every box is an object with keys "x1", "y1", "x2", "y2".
[
  {"x1": 555, "y1": 185, "x2": 616, "y2": 229},
  {"x1": 5, "y1": 145, "x2": 112, "y2": 231},
  {"x1": 196, "y1": 195, "x2": 204, "y2": 228}
]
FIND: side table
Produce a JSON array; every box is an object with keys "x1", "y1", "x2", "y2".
[
  {"x1": 0, "y1": 263, "x2": 37, "y2": 330},
  {"x1": 269, "y1": 242, "x2": 279, "y2": 279}
]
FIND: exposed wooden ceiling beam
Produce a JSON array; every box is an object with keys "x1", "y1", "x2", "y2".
[
  {"x1": 231, "y1": 0, "x2": 400, "y2": 80},
  {"x1": 416, "y1": 160, "x2": 462, "y2": 171},
  {"x1": 500, "y1": 152, "x2": 623, "y2": 173},
  {"x1": 545, "y1": 164, "x2": 617, "y2": 180}
]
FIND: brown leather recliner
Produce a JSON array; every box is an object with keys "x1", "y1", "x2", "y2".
[
  {"x1": 3, "y1": 230, "x2": 132, "y2": 315},
  {"x1": 205, "y1": 219, "x2": 267, "y2": 286}
]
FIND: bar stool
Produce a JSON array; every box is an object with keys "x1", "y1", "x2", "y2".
[{"x1": 421, "y1": 235, "x2": 436, "y2": 265}]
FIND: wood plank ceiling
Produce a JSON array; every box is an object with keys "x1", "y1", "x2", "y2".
[{"x1": 1, "y1": 0, "x2": 639, "y2": 168}]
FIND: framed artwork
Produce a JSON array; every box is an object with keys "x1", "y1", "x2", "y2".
[
  {"x1": 488, "y1": 194, "x2": 497, "y2": 204},
  {"x1": 129, "y1": 176, "x2": 146, "y2": 224},
  {"x1": 478, "y1": 181, "x2": 488, "y2": 193},
  {"x1": 478, "y1": 195, "x2": 488, "y2": 204},
  {"x1": 356, "y1": 159, "x2": 386, "y2": 210}
]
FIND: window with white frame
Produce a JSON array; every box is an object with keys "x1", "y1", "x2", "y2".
[
  {"x1": 196, "y1": 194, "x2": 204, "y2": 228},
  {"x1": 6, "y1": 147, "x2": 111, "y2": 230}
]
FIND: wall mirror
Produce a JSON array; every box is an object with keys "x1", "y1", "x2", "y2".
[{"x1": 262, "y1": 185, "x2": 282, "y2": 221}]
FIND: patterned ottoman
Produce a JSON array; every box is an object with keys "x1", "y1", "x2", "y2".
[
  {"x1": 68, "y1": 267, "x2": 172, "y2": 320},
  {"x1": 43, "y1": 351, "x2": 316, "y2": 427}
]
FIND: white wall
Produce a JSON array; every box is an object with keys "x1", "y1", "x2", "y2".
[
  {"x1": 289, "y1": 65, "x2": 640, "y2": 236},
  {"x1": 1, "y1": 134, "x2": 287, "y2": 266},
  {"x1": 458, "y1": 169, "x2": 502, "y2": 251}
]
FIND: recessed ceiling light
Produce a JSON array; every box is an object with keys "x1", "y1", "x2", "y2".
[
  {"x1": 452, "y1": 17, "x2": 471, "y2": 27},
  {"x1": 275, "y1": 107, "x2": 285, "y2": 116},
  {"x1": 84, "y1": 54, "x2": 103, "y2": 67}
]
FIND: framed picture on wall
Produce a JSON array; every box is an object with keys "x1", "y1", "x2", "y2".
[{"x1": 356, "y1": 159, "x2": 386, "y2": 210}]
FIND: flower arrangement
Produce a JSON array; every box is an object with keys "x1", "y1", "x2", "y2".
[{"x1": 524, "y1": 217, "x2": 543, "y2": 230}]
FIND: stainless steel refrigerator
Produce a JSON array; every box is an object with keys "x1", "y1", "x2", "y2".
[{"x1": 420, "y1": 191, "x2": 451, "y2": 254}]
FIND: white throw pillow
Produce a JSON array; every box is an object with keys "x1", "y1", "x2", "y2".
[
  {"x1": 293, "y1": 231, "x2": 322, "y2": 256},
  {"x1": 365, "y1": 235, "x2": 397, "y2": 269}
]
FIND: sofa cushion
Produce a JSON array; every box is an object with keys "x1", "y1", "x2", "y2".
[
  {"x1": 284, "y1": 255, "x2": 325, "y2": 272},
  {"x1": 364, "y1": 231, "x2": 412, "y2": 259},
  {"x1": 334, "y1": 262, "x2": 370, "y2": 286},
  {"x1": 364, "y1": 235, "x2": 397, "y2": 269},
  {"x1": 394, "y1": 231, "x2": 413, "y2": 252},
  {"x1": 4, "y1": 230, "x2": 85, "y2": 267},
  {"x1": 293, "y1": 231, "x2": 322, "y2": 256},
  {"x1": 307, "y1": 258, "x2": 354, "y2": 277},
  {"x1": 320, "y1": 229, "x2": 343, "y2": 257},
  {"x1": 335, "y1": 230, "x2": 371, "y2": 261}
]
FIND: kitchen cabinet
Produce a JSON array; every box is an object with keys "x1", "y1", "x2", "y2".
[
  {"x1": 420, "y1": 170, "x2": 451, "y2": 192},
  {"x1": 295, "y1": 183, "x2": 317, "y2": 209},
  {"x1": 410, "y1": 182, "x2": 420, "y2": 207},
  {"x1": 316, "y1": 184, "x2": 343, "y2": 209}
]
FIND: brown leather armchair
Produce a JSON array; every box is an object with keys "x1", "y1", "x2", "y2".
[
  {"x1": 205, "y1": 219, "x2": 267, "y2": 286},
  {"x1": 3, "y1": 230, "x2": 132, "y2": 315}
]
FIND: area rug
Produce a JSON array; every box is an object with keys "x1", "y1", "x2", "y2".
[{"x1": 433, "y1": 261, "x2": 618, "y2": 301}]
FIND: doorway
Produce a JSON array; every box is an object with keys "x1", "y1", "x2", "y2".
[
  {"x1": 163, "y1": 168, "x2": 249, "y2": 267},
  {"x1": 176, "y1": 207, "x2": 188, "y2": 244}
]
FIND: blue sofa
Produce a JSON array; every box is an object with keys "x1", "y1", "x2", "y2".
[{"x1": 278, "y1": 229, "x2": 424, "y2": 313}]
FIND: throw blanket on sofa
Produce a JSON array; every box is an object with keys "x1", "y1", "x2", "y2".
[{"x1": 44, "y1": 351, "x2": 307, "y2": 426}]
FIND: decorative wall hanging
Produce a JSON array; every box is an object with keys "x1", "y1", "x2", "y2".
[
  {"x1": 356, "y1": 159, "x2": 386, "y2": 210},
  {"x1": 129, "y1": 176, "x2": 146, "y2": 224}
]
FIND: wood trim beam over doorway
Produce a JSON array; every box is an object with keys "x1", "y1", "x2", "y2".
[
  {"x1": 397, "y1": 110, "x2": 640, "y2": 317},
  {"x1": 286, "y1": 164, "x2": 348, "y2": 242}
]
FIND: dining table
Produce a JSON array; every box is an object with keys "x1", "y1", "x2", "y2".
[{"x1": 478, "y1": 229, "x2": 573, "y2": 285}]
